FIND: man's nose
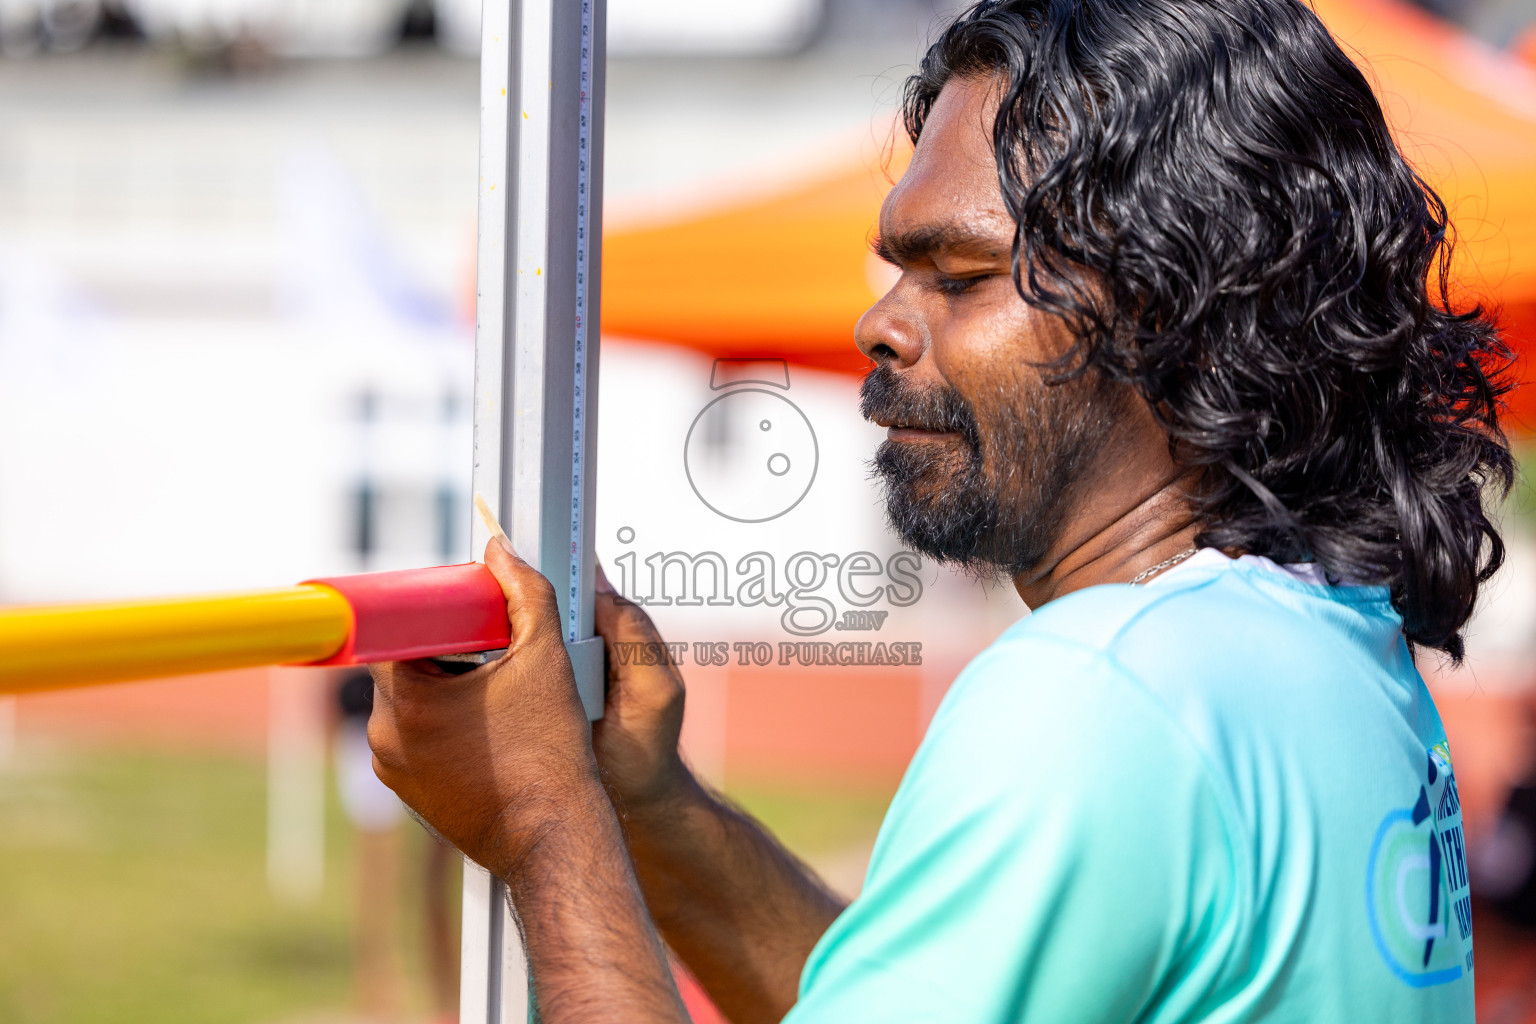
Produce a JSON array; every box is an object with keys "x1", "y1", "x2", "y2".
[{"x1": 855, "y1": 287, "x2": 925, "y2": 368}]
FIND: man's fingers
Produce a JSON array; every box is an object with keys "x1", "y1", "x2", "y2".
[
  {"x1": 483, "y1": 534, "x2": 531, "y2": 585},
  {"x1": 365, "y1": 687, "x2": 405, "y2": 784},
  {"x1": 483, "y1": 538, "x2": 563, "y2": 649},
  {"x1": 594, "y1": 584, "x2": 665, "y2": 648},
  {"x1": 367, "y1": 663, "x2": 401, "y2": 715}
]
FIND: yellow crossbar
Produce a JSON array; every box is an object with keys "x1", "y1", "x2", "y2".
[{"x1": 0, "y1": 585, "x2": 352, "y2": 695}]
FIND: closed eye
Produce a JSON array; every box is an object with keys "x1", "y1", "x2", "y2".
[
  {"x1": 869, "y1": 235, "x2": 902, "y2": 269},
  {"x1": 935, "y1": 273, "x2": 993, "y2": 296}
]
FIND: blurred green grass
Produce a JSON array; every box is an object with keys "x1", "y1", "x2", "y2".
[
  {"x1": 0, "y1": 746, "x2": 892, "y2": 1024},
  {"x1": 0, "y1": 747, "x2": 360, "y2": 1024}
]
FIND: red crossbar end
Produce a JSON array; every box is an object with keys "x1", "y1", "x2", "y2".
[{"x1": 302, "y1": 563, "x2": 510, "y2": 666}]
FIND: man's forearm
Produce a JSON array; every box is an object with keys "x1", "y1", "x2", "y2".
[
  {"x1": 507, "y1": 775, "x2": 691, "y2": 1024},
  {"x1": 622, "y1": 771, "x2": 848, "y2": 1024}
]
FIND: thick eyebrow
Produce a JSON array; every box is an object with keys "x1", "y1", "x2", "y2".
[{"x1": 871, "y1": 222, "x2": 1011, "y2": 267}]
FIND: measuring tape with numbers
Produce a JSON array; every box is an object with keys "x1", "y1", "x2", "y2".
[{"x1": 567, "y1": 0, "x2": 595, "y2": 645}]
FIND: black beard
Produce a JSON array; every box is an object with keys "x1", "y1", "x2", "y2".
[{"x1": 860, "y1": 362, "x2": 1119, "y2": 578}]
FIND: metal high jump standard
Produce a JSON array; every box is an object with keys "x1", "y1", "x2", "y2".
[{"x1": 461, "y1": 1, "x2": 609, "y2": 1021}]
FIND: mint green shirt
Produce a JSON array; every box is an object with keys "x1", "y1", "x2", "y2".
[{"x1": 785, "y1": 555, "x2": 1474, "y2": 1023}]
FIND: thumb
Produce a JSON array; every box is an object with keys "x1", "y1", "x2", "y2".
[
  {"x1": 594, "y1": 571, "x2": 663, "y2": 647},
  {"x1": 483, "y1": 538, "x2": 564, "y2": 649}
]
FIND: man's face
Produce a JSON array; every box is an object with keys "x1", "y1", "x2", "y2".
[{"x1": 857, "y1": 75, "x2": 1127, "y2": 577}]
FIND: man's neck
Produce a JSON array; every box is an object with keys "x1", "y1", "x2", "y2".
[{"x1": 1012, "y1": 470, "x2": 1203, "y2": 609}]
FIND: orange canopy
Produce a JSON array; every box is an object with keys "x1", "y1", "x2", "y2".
[
  {"x1": 601, "y1": 160, "x2": 899, "y2": 375},
  {"x1": 601, "y1": 0, "x2": 1536, "y2": 390},
  {"x1": 1314, "y1": 0, "x2": 1536, "y2": 315}
]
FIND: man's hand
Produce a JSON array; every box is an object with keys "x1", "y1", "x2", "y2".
[
  {"x1": 368, "y1": 539, "x2": 597, "y2": 878},
  {"x1": 591, "y1": 566, "x2": 690, "y2": 816},
  {"x1": 368, "y1": 540, "x2": 689, "y2": 1023},
  {"x1": 367, "y1": 541, "x2": 841, "y2": 1024},
  {"x1": 590, "y1": 566, "x2": 847, "y2": 1024}
]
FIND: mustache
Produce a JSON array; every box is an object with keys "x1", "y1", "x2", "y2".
[{"x1": 859, "y1": 364, "x2": 980, "y2": 441}]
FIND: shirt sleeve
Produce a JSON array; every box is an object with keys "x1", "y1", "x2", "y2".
[{"x1": 782, "y1": 636, "x2": 1245, "y2": 1024}]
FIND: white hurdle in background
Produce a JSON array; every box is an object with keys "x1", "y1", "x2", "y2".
[{"x1": 462, "y1": 0, "x2": 609, "y2": 1020}]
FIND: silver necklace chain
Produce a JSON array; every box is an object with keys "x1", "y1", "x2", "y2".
[{"x1": 1130, "y1": 546, "x2": 1199, "y2": 585}]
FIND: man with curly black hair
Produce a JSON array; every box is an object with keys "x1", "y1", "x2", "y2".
[{"x1": 365, "y1": 1, "x2": 1509, "y2": 1020}]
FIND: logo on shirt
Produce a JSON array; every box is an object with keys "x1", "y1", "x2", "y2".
[{"x1": 1365, "y1": 742, "x2": 1473, "y2": 987}]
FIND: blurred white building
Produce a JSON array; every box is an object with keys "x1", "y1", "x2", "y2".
[
  {"x1": 437, "y1": 0, "x2": 828, "y2": 55},
  {"x1": 0, "y1": 0, "x2": 104, "y2": 55},
  {"x1": 124, "y1": 0, "x2": 412, "y2": 56},
  {"x1": 0, "y1": 0, "x2": 832, "y2": 57}
]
